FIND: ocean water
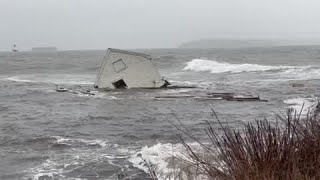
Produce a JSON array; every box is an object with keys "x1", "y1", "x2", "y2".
[{"x1": 1, "y1": 46, "x2": 320, "y2": 179}]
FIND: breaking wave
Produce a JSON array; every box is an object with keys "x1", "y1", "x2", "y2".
[
  {"x1": 183, "y1": 59, "x2": 294, "y2": 73},
  {"x1": 129, "y1": 142, "x2": 205, "y2": 180},
  {"x1": 283, "y1": 97, "x2": 318, "y2": 115},
  {"x1": 183, "y1": 59, "x2": 320, "y2": 81},
  {"x1": 183, "y1": 59, "x2": 293, "y2": 73},
  {"x1": 52, "y1": 136, "x2": 109, "y2": 148},
  {"x1": 24, "y1": 136, "x2": 130, "y2": 180},
  {"x1": 4, "y1": 77, "x2": 38, "y2": 83},
  {"x1": 3, "y1": 74, "x2": 94, "y2": 85}
]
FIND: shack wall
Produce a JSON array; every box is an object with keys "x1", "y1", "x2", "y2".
[{"x1": 95, "y1": 49, "x2": 164, "y2": 89}]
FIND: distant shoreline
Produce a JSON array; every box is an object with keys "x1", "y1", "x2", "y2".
[
  {"x1": 179, "y1": 39, "x2": 320, "y2": 49},
  {"x1": 2, "y1": 43, "x2": 320, "y2": 52}
]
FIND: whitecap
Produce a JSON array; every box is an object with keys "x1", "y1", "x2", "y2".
[
  {"x1": 24, "y1": 138, "x2": 128, "y2": 180},
  {"x1": 53, "y1": 136, "x2": 109, "y2": 148},
  {"x1": 278, "y1": 67, "x2": 320, "y2": 80},
  {"x1": 183, "y1": 59, "x2": 320, "y2": 82},
  {"x1": 164, "y1": 89, "x2": 194, "y2": 94},
  {"x1": 183, "y1": 59, "x2": 293, "y2": 74},
  {"x1": 5, "y1": 76, "x2": 38, "y2": 83},
  {"x1": 33, "y1": 172, "x2": 55, "y2": 180},
  {"x1": 3, "y1": 74, "x2": 94, "y2": 85},
  {"x1": 167, "y1": 80, "x2": 198, "y2": 86},
  {"x1": 283, "y1": 97, "x2": 318, "y2": 115},
  {"x1": 129, "y1": 142, "x2": 205, "y2": 180}
]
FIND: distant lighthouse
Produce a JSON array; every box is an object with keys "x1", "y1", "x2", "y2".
[{"x1": 12, "y1": 44, "x2": 18, "y2": 52}]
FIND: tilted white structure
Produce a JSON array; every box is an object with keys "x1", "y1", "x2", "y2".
[{"x1": 95, "y1": 48, "x2": 166, "y2": 89}]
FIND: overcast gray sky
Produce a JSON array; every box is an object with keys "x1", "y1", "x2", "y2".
[{"x1": 1, "y1": 0, "x2": 320, "y2": 50}]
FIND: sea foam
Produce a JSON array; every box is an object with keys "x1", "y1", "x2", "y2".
[
  {"x1": 5, "y1": 76, "x2": 38, "y2": 83},
  {"x1": 183, "y1": 59, "x2": 320, "y2": 81},
  {"x1": 183, "y1": 59, "x2": 292, "y2": 74},
  {"x1": 129, "y1": 142, "x2": 205, "y2": 180},
  {"x1": 53, "y1": 136, "x2": 109, "y2": 148},
  {"x1": 4, "y1": 74, "x2": 94, "y2": 85},
  {"x1": 24, "y1": 136, "x2": 127, "y2": 180},
  {"x1": 283, "y1": 97, "x2": 318, "y2": 115}
]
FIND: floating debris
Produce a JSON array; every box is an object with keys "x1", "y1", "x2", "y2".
[
  {"x1": 164, "y1": 85, "x2": 197, "y2": 89},
  {"x1": 56, "y1": 87, "x2": 68, "y2": 92},
  {"x1": 229, "y1": 95, "x2": 266, "y2": 102},
  {"x1": 80, "y1": 90, "x2": 95, "y2": 96},
  {"x1": 155, "y1": 95, "x2": 195, "y2": 99},
  {"x1": 290, "y1": 83, "x2": 305, "y2": 88},
  {"x1": 155, "y1": 92, "x2": 267, "y2": 102},
  {"x1": 55, "y1": 86, "x2": 95, "y2": 96}
]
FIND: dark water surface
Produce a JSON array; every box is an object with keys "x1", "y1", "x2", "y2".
[{"x1": 1, "y1": 46, "x2": 320, "y2": 179}]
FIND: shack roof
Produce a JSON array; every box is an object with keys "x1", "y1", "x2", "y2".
[{"x1": 107, "y1": 48, "x2": 151, "y2": 59}]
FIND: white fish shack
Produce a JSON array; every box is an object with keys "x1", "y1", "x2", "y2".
[{"x1": 94, "y1": 48, "x2": 167, "y2": 89}]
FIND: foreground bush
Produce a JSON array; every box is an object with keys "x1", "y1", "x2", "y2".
[{"x1": 172, "y1": 109, "x2": 320, "y2": 180}]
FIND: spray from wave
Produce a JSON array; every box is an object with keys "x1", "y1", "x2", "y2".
[
  {"x1": 129, "y1": 142, "x2": 206, "y2": 180},
  {"x1": 183, "y1": 59, "x2": 320, "y2": 81},
  {"x1": 183, "y1": 59, "x2": 292, "y2": 73},
  {"x1": 283, "y1": 97, "x2": 318, "y2": 115}
]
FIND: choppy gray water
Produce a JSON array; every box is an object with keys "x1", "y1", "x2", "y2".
[{"x1": 1, "y1": 46, "x2": 320, "y2": 179}]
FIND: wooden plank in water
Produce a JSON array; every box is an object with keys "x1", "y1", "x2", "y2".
[{"x1": 155, "y1": 95, "x2": 195, "y2": 99}]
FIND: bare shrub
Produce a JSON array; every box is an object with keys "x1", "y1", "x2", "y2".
[{"x1": 172, "y1": 108, "x2": 320, "y2": 180}]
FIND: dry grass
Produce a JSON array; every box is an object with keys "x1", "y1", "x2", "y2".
[{"x1": 172, "y1": 108, "x2": 320, "y2": 180}]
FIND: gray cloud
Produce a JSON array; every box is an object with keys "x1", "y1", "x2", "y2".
[{"x1": 1, "y1": 0, "x2": 320, "y2": 50}]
